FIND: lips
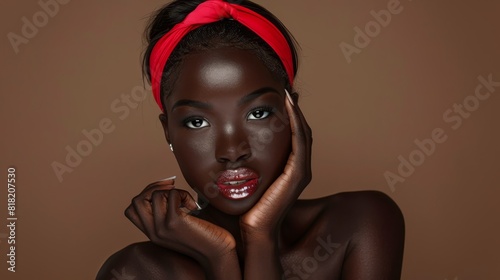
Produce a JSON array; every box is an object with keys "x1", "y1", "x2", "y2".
[{"x1": 216, "y1": 167, "x2": 259, "y2": 200}]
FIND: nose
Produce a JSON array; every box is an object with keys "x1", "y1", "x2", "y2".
[{"x1": 215, "y1": 123, "x2": 252, "y2": 164}]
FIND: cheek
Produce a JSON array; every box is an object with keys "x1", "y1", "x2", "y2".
[
  {"x1": 249, "y1": 120, "x2": 292, "y2": 167},
  {"x1": 172, "y1": 131, "x2": 216, "y2": 186},
  {"x1": 260, "y1": 111, "x2": 291, "y2": 150}
]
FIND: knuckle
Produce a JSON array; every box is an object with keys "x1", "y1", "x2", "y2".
[
  {"x1": 131, "y1": 196, "x2": 143, "y2": 209},
  {"x1": 131, "y1": 191, "x2": 148, "y2": 203},
  {"x1": 151, "y1": 189, "x2": 168, "y2": 200},
  {"x1": 124, "y1": 206, "x2": 134, "y2": 219},
  {"x1": 132, "y1": 196, "x2": 145, "y2": 208},
  {"x1": 151, "y1": 189, "x2": 161, "y2": 198}
]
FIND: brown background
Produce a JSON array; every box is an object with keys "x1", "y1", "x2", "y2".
[{"x1": 1, "y1": 0, "x2": 499, "y2": 279}]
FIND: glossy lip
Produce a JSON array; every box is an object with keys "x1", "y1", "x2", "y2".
[{"x1": 216, "y1": 167, "x2": 260, "y2": 200}]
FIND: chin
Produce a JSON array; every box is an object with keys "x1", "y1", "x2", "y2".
[
  {"x1": 219, "y1": 206, "x2": 252, "y2": 216},
  {"x1": 214, "y1": 198, "x2": 259, "y2": 216},
  {"x1": 207, "y1": 188, "x2": 265, "y2": 216}
]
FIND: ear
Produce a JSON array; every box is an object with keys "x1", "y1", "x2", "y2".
[{"x1": 159, "y1": 113, "x2": 171, "y2": 145}]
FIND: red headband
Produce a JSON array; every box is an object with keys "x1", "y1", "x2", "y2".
[{"x1": 149, "y1": 0, "x2": 294, "y2": 111}]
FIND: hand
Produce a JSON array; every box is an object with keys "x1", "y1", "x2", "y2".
[
  {"x1": 125, "y1": 177, "x2": 236, "y2": 262},
  {"x1": 241, "y1": 91, "x2": 312, "y2": 237}
]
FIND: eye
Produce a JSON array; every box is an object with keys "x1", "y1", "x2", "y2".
[
  {"x1": 247, "y1": 107, "x2": 273, "y2": 120},
  {"x1": 184, "y1": 118, "x2": 209, "y2": 129}
]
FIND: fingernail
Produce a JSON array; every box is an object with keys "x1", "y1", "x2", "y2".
[
  {"x1": 195, "y1": 202, "x2": 202, "y2": 210},
  {"x1": 285, "y1": 89, "x2": 294, "y2": 106},
  {"x1": 159, "y1": 175, "x2": 176, "y2": 181}
]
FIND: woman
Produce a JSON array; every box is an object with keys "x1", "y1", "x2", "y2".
[{"x1": 97, "y1": 0, "x2": 405, "y2": 279}]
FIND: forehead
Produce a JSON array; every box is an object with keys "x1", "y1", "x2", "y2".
[{"x1": 168, "y1": 48, "x2": 282, "y2": 102}]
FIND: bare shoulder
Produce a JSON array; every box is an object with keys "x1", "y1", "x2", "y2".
[
  {"x1": 333, "y1": 190, "x2": 404, "y2": 243},
  {"x1": 307, "y1": 190, "x2": 405, "y2": 246},
  {"x1": 292, "y1": 190, "x2": 404, "y2": 232},
  {"x1": 326, "y1": 190, "x2": 404, "y2": 224},
  {"x1": 285, "y1": 191, "x2": 405, "y2": 279},
  {"x1": 340, "y1": 191, "x2": 405, "y2": 278},
  {"x1": 96, "y1": 241, "x2": 205, "y2": 280}
]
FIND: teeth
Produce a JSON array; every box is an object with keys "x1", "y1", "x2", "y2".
[
  {"x1": 219, "y1": 179, "x2": 257, "y2": 199},
  {"x1": 231, "y1": 192, "x2": 247, "y2": 199},
  {"x1": 229, "y1": 186, "x2": 250, "y2": 194},
  {"x1": 229, "y1": 186, "x2": 251, "y2": 199},
  {"x1": 225, "y1": 180, "x2": 246, "y2": 185}
]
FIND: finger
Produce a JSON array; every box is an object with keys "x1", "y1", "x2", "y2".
[
  {"x1": 284, "y1": 89, "x2": 307, "y2": 160},
  {"x1": 132, "y1": 193, "x2": 157, "y2": 237},
  {"x1": 167, "y1": 189, "x2": 199, "y2": 218},
  {"x1": 282, "y1": 90, "x2": 313, "y2": 190},
  {"x1": 291, "y1": 104, "x2": 313, "y2": 191},
  {"x1": 150, "y1": 189, "x2": 198, "y2": 235},
  {"x1": 293, "y1": 102, "x2": 313, "y2": 173},
  {"x1": 178, "y1": 190, "x2": 200, "y2": 212},
  {"x1": 124, "y1": 177, "x2": 177, "y2": 238},
  {"x1": 124, "y1": 205, "x2": 144, "y2": 231},
  {"x1": 151, "y1": 190, "x2": 170, "y2": 232},
  {"x1": 295, "y1": 104, "x2": 312, "y2": 142},
  {"x1": 138, "y1": 180, "x2": 176, "y2": 207},
  {"x1": 142, "y1": 176, "x2": 177, "y2": 194},
  {"x1": 291, "y1": 93, "x2": 312, "y2": 143},
  {"x1": 293, "y1": 103, "x2": 312, "y2": 151}
]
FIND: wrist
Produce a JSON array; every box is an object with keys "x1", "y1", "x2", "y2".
[{"x1": 241, "y1": 224, "x2": 279, "y2": 244}]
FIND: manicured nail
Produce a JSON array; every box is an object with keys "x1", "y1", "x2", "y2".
[
  {"x1": 195, "y1": 202, "x2": 202, "y2": 210},
  {"x1": 285, "y1": 89, "x2": 294, "y2": 106},
  {"x1": 159, "y1": 175, "x2": 176, "y2": 181}
]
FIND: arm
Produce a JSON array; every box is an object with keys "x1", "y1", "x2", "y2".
[
  {"x1": 241, "y1": 90, "x2": 312, "y2": 279},
  {"x1": 95, "y1": 242, "x2": 183, "y2": 280},
  {"x1": 121, "y1": 178, "x2": 242, "y2": 280},
  {"x1": 96, "y1": 242, "x2": 238, "y2": 280}
]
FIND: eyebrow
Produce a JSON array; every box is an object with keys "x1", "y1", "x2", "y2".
[
  {"x1": 238, "y1": 87, "x2": 281, "y2": 106},
  {"x1": 171, "y1": 99, "x2": 212, "y2": 111},
  {"x1": 171, "y1": 87, "x2": 280, "y2": 111}
]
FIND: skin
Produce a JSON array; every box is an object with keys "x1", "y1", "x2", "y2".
[{"x1": 97, "y1": 48, "x2": 405, "y2": 280}]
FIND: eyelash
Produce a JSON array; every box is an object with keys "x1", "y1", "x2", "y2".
[
  {"x1": 183, "y1": 116, "x2": 209, "y2": 129},
  {"x1": 182, "y1": 106, "x2": 275, "y2": 129},
  {"x1": 247, "y1": 106, "x2": 274, "y2": 120}
]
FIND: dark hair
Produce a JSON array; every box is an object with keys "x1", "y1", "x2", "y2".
[{"x1": 141, "y1": 0, "x2": 299, "y2": 112}]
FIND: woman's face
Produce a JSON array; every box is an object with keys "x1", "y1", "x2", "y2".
[{"x1": 161, "y1": 48, "x2": 292, "y2": 215}]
